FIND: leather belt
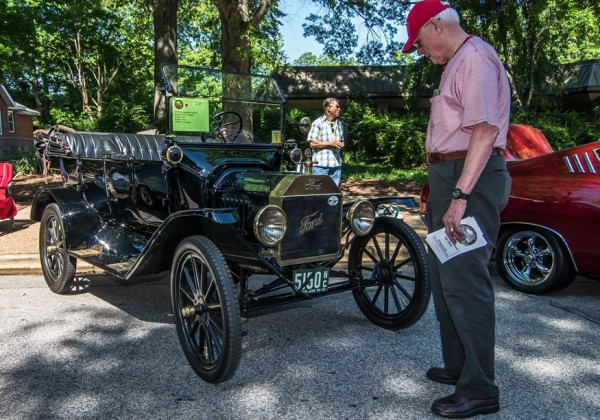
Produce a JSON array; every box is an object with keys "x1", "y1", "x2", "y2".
[{"x1": 427, "y1": 147, "x2": 504, "y2": 164}]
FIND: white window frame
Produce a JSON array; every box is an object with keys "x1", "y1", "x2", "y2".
[
  {"x1": 0, "y1": 111, "x2": 3, "y2": 135},
  {"x1": 8, "y1": 110, "x2": 15, "y2": 133}
]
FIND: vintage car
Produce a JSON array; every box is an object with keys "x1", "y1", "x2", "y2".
[
  {"x1": 420, "y1": 126, "x2": 600, "y2": 294},
  {"x1": 32, "y1": 65, "x2": 431, "y2": 383}
]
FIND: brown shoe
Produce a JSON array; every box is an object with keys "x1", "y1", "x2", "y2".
[
  {"x1": 431, "y1": 393, "x2": 499, "y2": 418},
  {"x1": 426, "y1": 367, "x2": 459, "y2": 385}
]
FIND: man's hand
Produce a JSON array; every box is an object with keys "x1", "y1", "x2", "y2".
[
  {"x1": 330, "y1": 139, "x2": 345, "y2": 149},
  {"x1": 443, "y1": 196, "x2": 467, "y2": 244}
]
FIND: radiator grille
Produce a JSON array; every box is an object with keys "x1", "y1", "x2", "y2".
[{"x1": 279, "y1": 195, "x2": 341, "y2": 261}]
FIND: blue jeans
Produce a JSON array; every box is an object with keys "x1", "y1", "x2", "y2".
[{"x1": 312, "y1": 166, "x2": 341, "y2": 186}]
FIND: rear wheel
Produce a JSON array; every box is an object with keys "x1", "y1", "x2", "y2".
[
  {"x1": 171, "y1": 236, "x2": 241, "y2": 383},
  {"x1": 39, "y1": 203, "x2": 77, "y2": 294},
  {"x1": 348, "y1": 217, "x2": 431, "y2": 330},
  {"x1": 496, "y1": 227, "x2": 575, "y2": 294}
]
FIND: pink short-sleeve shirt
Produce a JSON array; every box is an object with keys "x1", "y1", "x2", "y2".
[{"x1": 426, "y1": 36, "x2": 511, "y2": 153}]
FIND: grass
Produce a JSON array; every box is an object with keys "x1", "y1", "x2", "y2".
[{"x1": 344, "y1": 160, "x2": 428, "y2": 184}]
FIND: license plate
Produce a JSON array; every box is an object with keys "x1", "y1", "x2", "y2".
[{"x1": 292, "y1": 267, "x2": 329, "y2": 293}]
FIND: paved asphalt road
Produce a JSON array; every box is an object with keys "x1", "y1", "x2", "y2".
[{"x1": 1, "y1": 271, "x2": 599, "y2": 419}]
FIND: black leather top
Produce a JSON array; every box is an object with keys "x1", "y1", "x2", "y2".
[{"x1": 58, "y1": 132, "x2": 167, "y2": 161}]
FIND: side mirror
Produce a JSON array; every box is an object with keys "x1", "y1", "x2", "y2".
[{"x1": 299, "y1": 117, "x2": 311, "y2": 135}]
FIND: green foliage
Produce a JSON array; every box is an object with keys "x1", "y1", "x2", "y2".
[
  {"x1": 302, "y1": 1, "x2": 410, "y2": 65},
  {"x1": 49, "y1": 108, "x2": 97, "y2": 132},
  {"x1": 292, "y1": 52, "x2": 357, "y2": 66},
  {"x1": 342, "y1": 101, "x2": 429, "y2": 168},
  {"x1": 96, "y1": 98, "x2": 152, "y2": 133},
  {"x1": 451, "y1": 0, "x2": 600, "y2": 110},
  {"x1": 512, "y1": 109, "x2": 600, "y2": 150}
]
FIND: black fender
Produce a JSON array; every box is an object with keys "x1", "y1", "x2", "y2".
[
  {"x1": 124, "y1": 208, "x2": 258, "y2": 279},
  {"x1": 30, "y1": 188, "x2": 104, "y2": 250}
]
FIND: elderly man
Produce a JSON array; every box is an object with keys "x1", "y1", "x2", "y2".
[{"x1": 402, "y1": 1, "x2": 511, "y2": 418}]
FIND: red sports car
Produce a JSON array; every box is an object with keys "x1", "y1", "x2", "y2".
[{"x1": 421, "y1": 124, "x2": 600, "y2": 294}]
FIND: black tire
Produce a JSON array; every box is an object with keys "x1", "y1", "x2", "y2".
[
  {"x1": 39, "y1": 203, "x2": 77, "y2": 294},
  {"x1": 496, "y1": 227, "x2": 576, "y2": 294},
  {"x1": 348, "y1": 217, "x2": 431, "y2": 330},
  {"x1": 171, "y1": 236, "x2": 242, "y2": 383}
]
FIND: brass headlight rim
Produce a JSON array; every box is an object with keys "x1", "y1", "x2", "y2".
[
  {"x1": 253, "y1": 204, "x2": 288, "y2": 247},
  {"x1": 166, "y1": 145, "x2": 184, "y2": 164},
  {"x1": 347, "y1": 200, "x2": 375, "y2": 236}
]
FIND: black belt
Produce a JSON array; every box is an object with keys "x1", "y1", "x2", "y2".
[{"x1": 427, "y1": 147, "x2": 504, "y2": 164}]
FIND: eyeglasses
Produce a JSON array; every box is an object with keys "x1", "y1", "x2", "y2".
[
  {"x1": 414, "y1": 22, "x2": 430, "y2": 50},
  {"x1": 415, "y1": 19, "x2": 436, "y2": 50}
]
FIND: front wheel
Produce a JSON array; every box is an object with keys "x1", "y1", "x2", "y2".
[
  {"x1": 348, "y1": 217, "x2": 431, "y2": 330},
  {"x1": 171, "y1": 236, "x2": 241, "y2": 383},
  {"x1": 496, "y1": 227, "x2": 575, "y2": 294},
  {"x1": 39, "y1": 203, "x2": 77, "y2": 294}
]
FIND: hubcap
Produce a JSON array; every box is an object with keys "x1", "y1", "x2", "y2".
[{"x1": 503, "y1": 231, "x2": 554, "y2": 286}]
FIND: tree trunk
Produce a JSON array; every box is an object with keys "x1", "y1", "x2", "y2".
[
  {"x1": 214, "y1": 1, "x2": 251, "y2": 73},
  {"x1": 212, "y1": 0, "x2": 273, "y2": 134},
  {"x1": 495, "y1": 7, "x2": 524, "y2": 112},
  {"x1": 152, "y1": 0, "x2": 178, "y2": 124},
  {"x1": 213, "y1": 0, "x2": 273, "y2": 73}
]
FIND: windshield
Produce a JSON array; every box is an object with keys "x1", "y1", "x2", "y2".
[{"x1": 161, "y1": 65, "x2": 286, "y2": 145}]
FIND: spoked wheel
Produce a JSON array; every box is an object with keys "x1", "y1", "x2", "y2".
[
  {"x1": 39, "y1": 203, "x2": 77, "y2": 294},
  {"x1": 349, "y1": 217, "x2": 430, "y2": 330},
  {"x1": 171, "y1": 236, "x2": 241, "y2": 383}
]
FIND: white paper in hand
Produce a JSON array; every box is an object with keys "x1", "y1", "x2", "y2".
[{"x1": 425, "y1": 216, "x2": 487, "y2": 263}]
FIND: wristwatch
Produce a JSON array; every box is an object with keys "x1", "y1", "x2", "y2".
[{"x1": 452, "y1": 188, "x2": 470, "y2": 200}]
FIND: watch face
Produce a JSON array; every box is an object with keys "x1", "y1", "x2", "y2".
[{"x1": 452, "y1": 188, "x2": 468, "y2": 200}]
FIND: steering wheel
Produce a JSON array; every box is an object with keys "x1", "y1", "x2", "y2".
[{"x1": 206, "y1": 110, "x2": 243, "y2": 143}]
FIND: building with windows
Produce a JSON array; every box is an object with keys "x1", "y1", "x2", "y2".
[{"x1": 0, "y1": 84, "x2": 40, "y2": 156}]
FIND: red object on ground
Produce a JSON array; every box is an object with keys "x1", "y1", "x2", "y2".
[
  {"x1": 0, "y1": 162, "x2": 18, "y2": 220},
  {"x1": 504, "y1": 124, "x2": 554, "y2": 160}
]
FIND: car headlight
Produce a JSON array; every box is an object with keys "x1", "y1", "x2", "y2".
[
  {"x1": 165, "y1": 145, "x2": 183, "y2": 164},
  {"x1": 347, "y1": 200, "x2": 375, "y2": 236},
  {"x1": 254, "y1": 205, "x2": 287, "y2": 246}
]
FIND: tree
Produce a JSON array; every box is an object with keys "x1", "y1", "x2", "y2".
[
  {"x1": 144, "y1": 0, "x2": 178, "y2": 122},
  {"x1": 0, "y1": 0, "x2": 149, "y2": 128},
  {"x1": 453, "y1": 0, "x2": 600, "y2": 111},
  {"x1": 302, "y1": 0, "x2": 410, "y2": 65}
]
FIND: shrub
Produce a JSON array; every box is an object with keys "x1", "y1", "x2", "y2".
[
  {"x1": 49, "y1": 108, "x2": 98, "y2": 132},
  {"x1": 343, "y1": 102, "x2": 428, "y2": 168},
  {"x1": 4, "y1": 151, "x2": 42, "y2": 177}
]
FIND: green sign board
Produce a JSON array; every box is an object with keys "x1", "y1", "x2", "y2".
[{"x1": 171, "y1": 97, "x2": 209, "y2": 132}]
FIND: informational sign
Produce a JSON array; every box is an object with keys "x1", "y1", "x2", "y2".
[
  {"x1": 271, "y1": 130, "x2": 281, "y2": 144},
  {"x1": 171, "y1": 97, "x2": 209, "y2": 133}
]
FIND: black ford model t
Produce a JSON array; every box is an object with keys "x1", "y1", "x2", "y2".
[{"x1": 32, "y1": 65, "x2": 430, "y2": 383}]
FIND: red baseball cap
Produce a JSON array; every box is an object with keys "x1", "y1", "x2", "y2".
[{"x1": 402, "y1": 0, "x2": 452, "y2": 53}]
